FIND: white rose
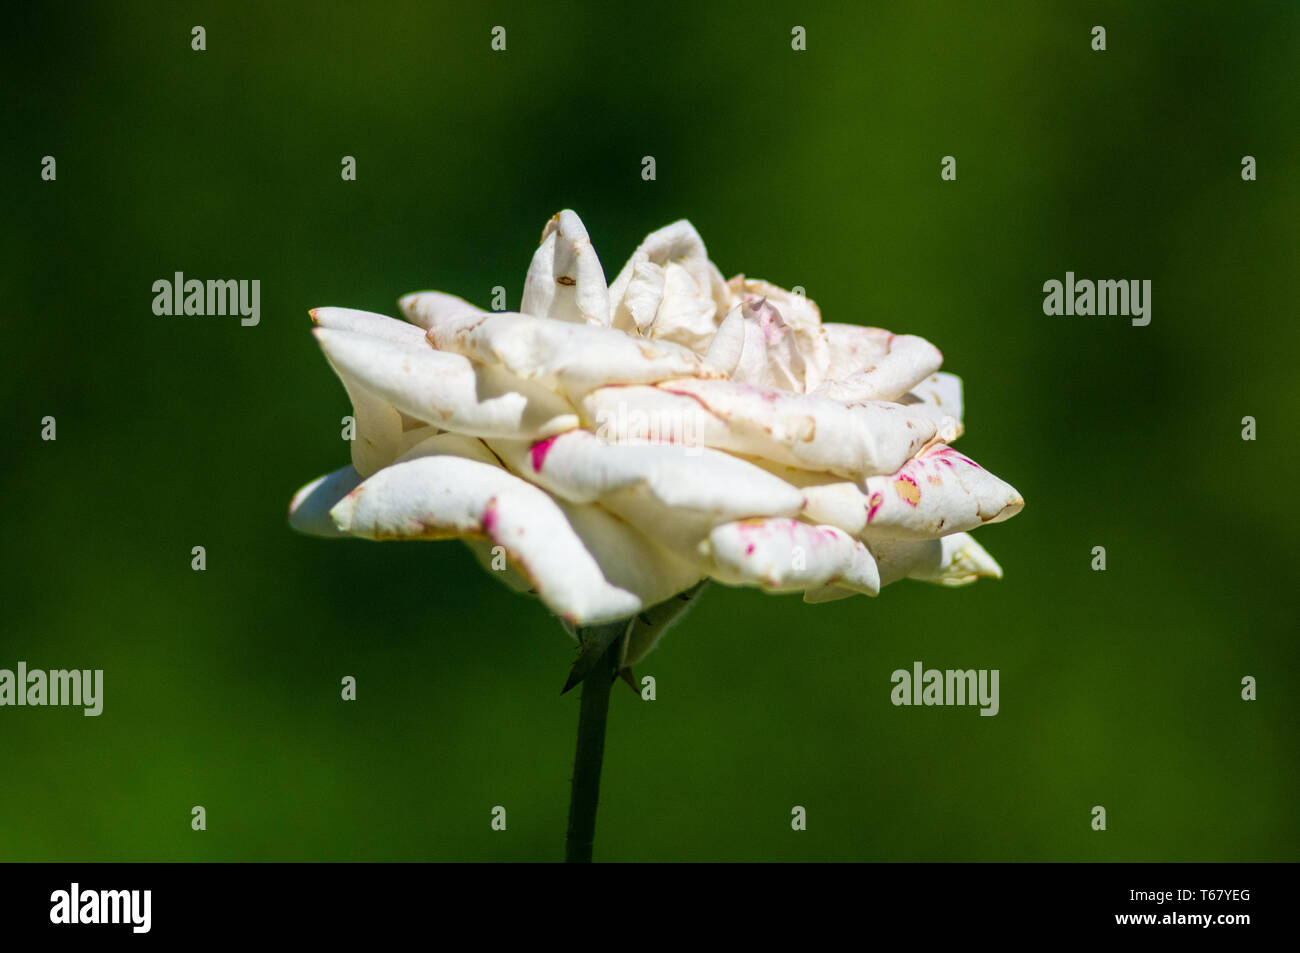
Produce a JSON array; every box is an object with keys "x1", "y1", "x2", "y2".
[{"x1": 290, "y1": 210, "x2": 1023, "y2": 664}]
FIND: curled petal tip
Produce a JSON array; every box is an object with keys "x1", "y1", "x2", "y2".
[
  {"x1": 289, "y1": 466, "x2": 362, "y2": 539},
  {"x1": 988, "y1": 494, "x2": 1025, "y2": 525}
]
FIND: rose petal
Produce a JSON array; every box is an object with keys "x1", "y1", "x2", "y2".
[
  {"x1": 311, "y1": 306, "x2": 429, "y2": 349},
  {"x1": 812, "y1": 326, "x2": 943, "y2": 402},
  {"x1": 702, "y1": 305, "x2": 747, "y2": 376},
  {"x1": 709, "y1": 297, "x2": 819, "y2": 393},
  {"x1": 555, "y1": 500, "x2": 705, "y2": 611},
  {"x1": 858, "y1": 445, "x2": 1024, "y2": 538},
  {"x1": 398, "y1": 291, "x2": 484, "y2": 330},
  {"x1": 798, "y1": 480, "x2": 878, "y2": 536},
  {"x1": 415, "y1": 309, "x2": 719, "y2": 398},
  {"x1": 701, "y1": 518, "x2": 880, "y2": 595},
  {"x1": 750, "y1": 300, "x2": 809, "y2": 393},
  {"x1": 905, "y1": 372, "x2": 963, "y2": 423},
  {"x1": 868, "y1": 532, "x2": 1003, "y2": 587},
  {"x1": 726, "y1": 276, "x2": 823, "y2": 329},
  {"x1": 645, "y1": 260, "x2": 724, "y2": 351},
  {"x1": 752, "y1": 444, "x2": 1021, "y2": 540},
  {"x1": 393, "y1": 423, "x2": 444, "y2": 457},
  {"x1": 330, "y1": 454, "x2": 643, "y2": 623},
  {"x1": 728, "y1": 458, "x2": 878, "y2": 538},
  {"x1": 310, "y1": 308, "x2": 435, "y2": 475},
  {"x1": 486, "y1": 429, "x2": 805, "y2": 550},
  {"x1": 585, "y1": 379, "x2": 937, "y2": 479},
  {"x1": 608, "y1": 220, "x2": 730, "y2": 344},
  {"x1": 289, "y1": 464, "x2": 363, "y2": 538},
  {"x1": 726, "y1": 277, "x2": 830, "y2": 392},
  {"x1": 818, "y1": 324, "x2": 894, "y2": 379},
  {"x1": 313, "y1": 327, "x2": 578, "y2": 439},
  {"x1": 898, "y1": 372, "x2": 964, "y2": 443},
  {"x1": 611, "y1": 259, "x2": 666, "y2": 334},
  {"x1": 395, "y1": 429, "x2": 502, "y2": 467},
  {"x1": 520, "y1": 210, "x2": 612, "y2": 327},
  {"x1": 330, "y1": 373, "x2": 405, "y2": 477}
]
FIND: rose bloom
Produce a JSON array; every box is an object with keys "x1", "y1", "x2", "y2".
[{"x1": 290, "y1": 211, "x2": 1023, "y2": 665}]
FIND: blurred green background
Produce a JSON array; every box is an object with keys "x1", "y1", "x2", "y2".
[{"x1": 4, "y1": 0, "x2": 1297, "y2": 861}]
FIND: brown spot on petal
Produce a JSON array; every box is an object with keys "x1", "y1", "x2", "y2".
[
  {"x1": 557, "y1": 275, "x2": 577, "y2": 286},
  {"x1": 894, "y1": 475, "x2": 921, "y2": 506}
]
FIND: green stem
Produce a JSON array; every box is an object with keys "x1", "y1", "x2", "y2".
[{"x1": 564, "y1": 630, "x2": 624, "y2": 863}]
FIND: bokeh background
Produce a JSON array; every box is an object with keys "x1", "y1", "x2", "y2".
[{"x1": 4, "y1": 0, "x2": 1297, "y2": 861}]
